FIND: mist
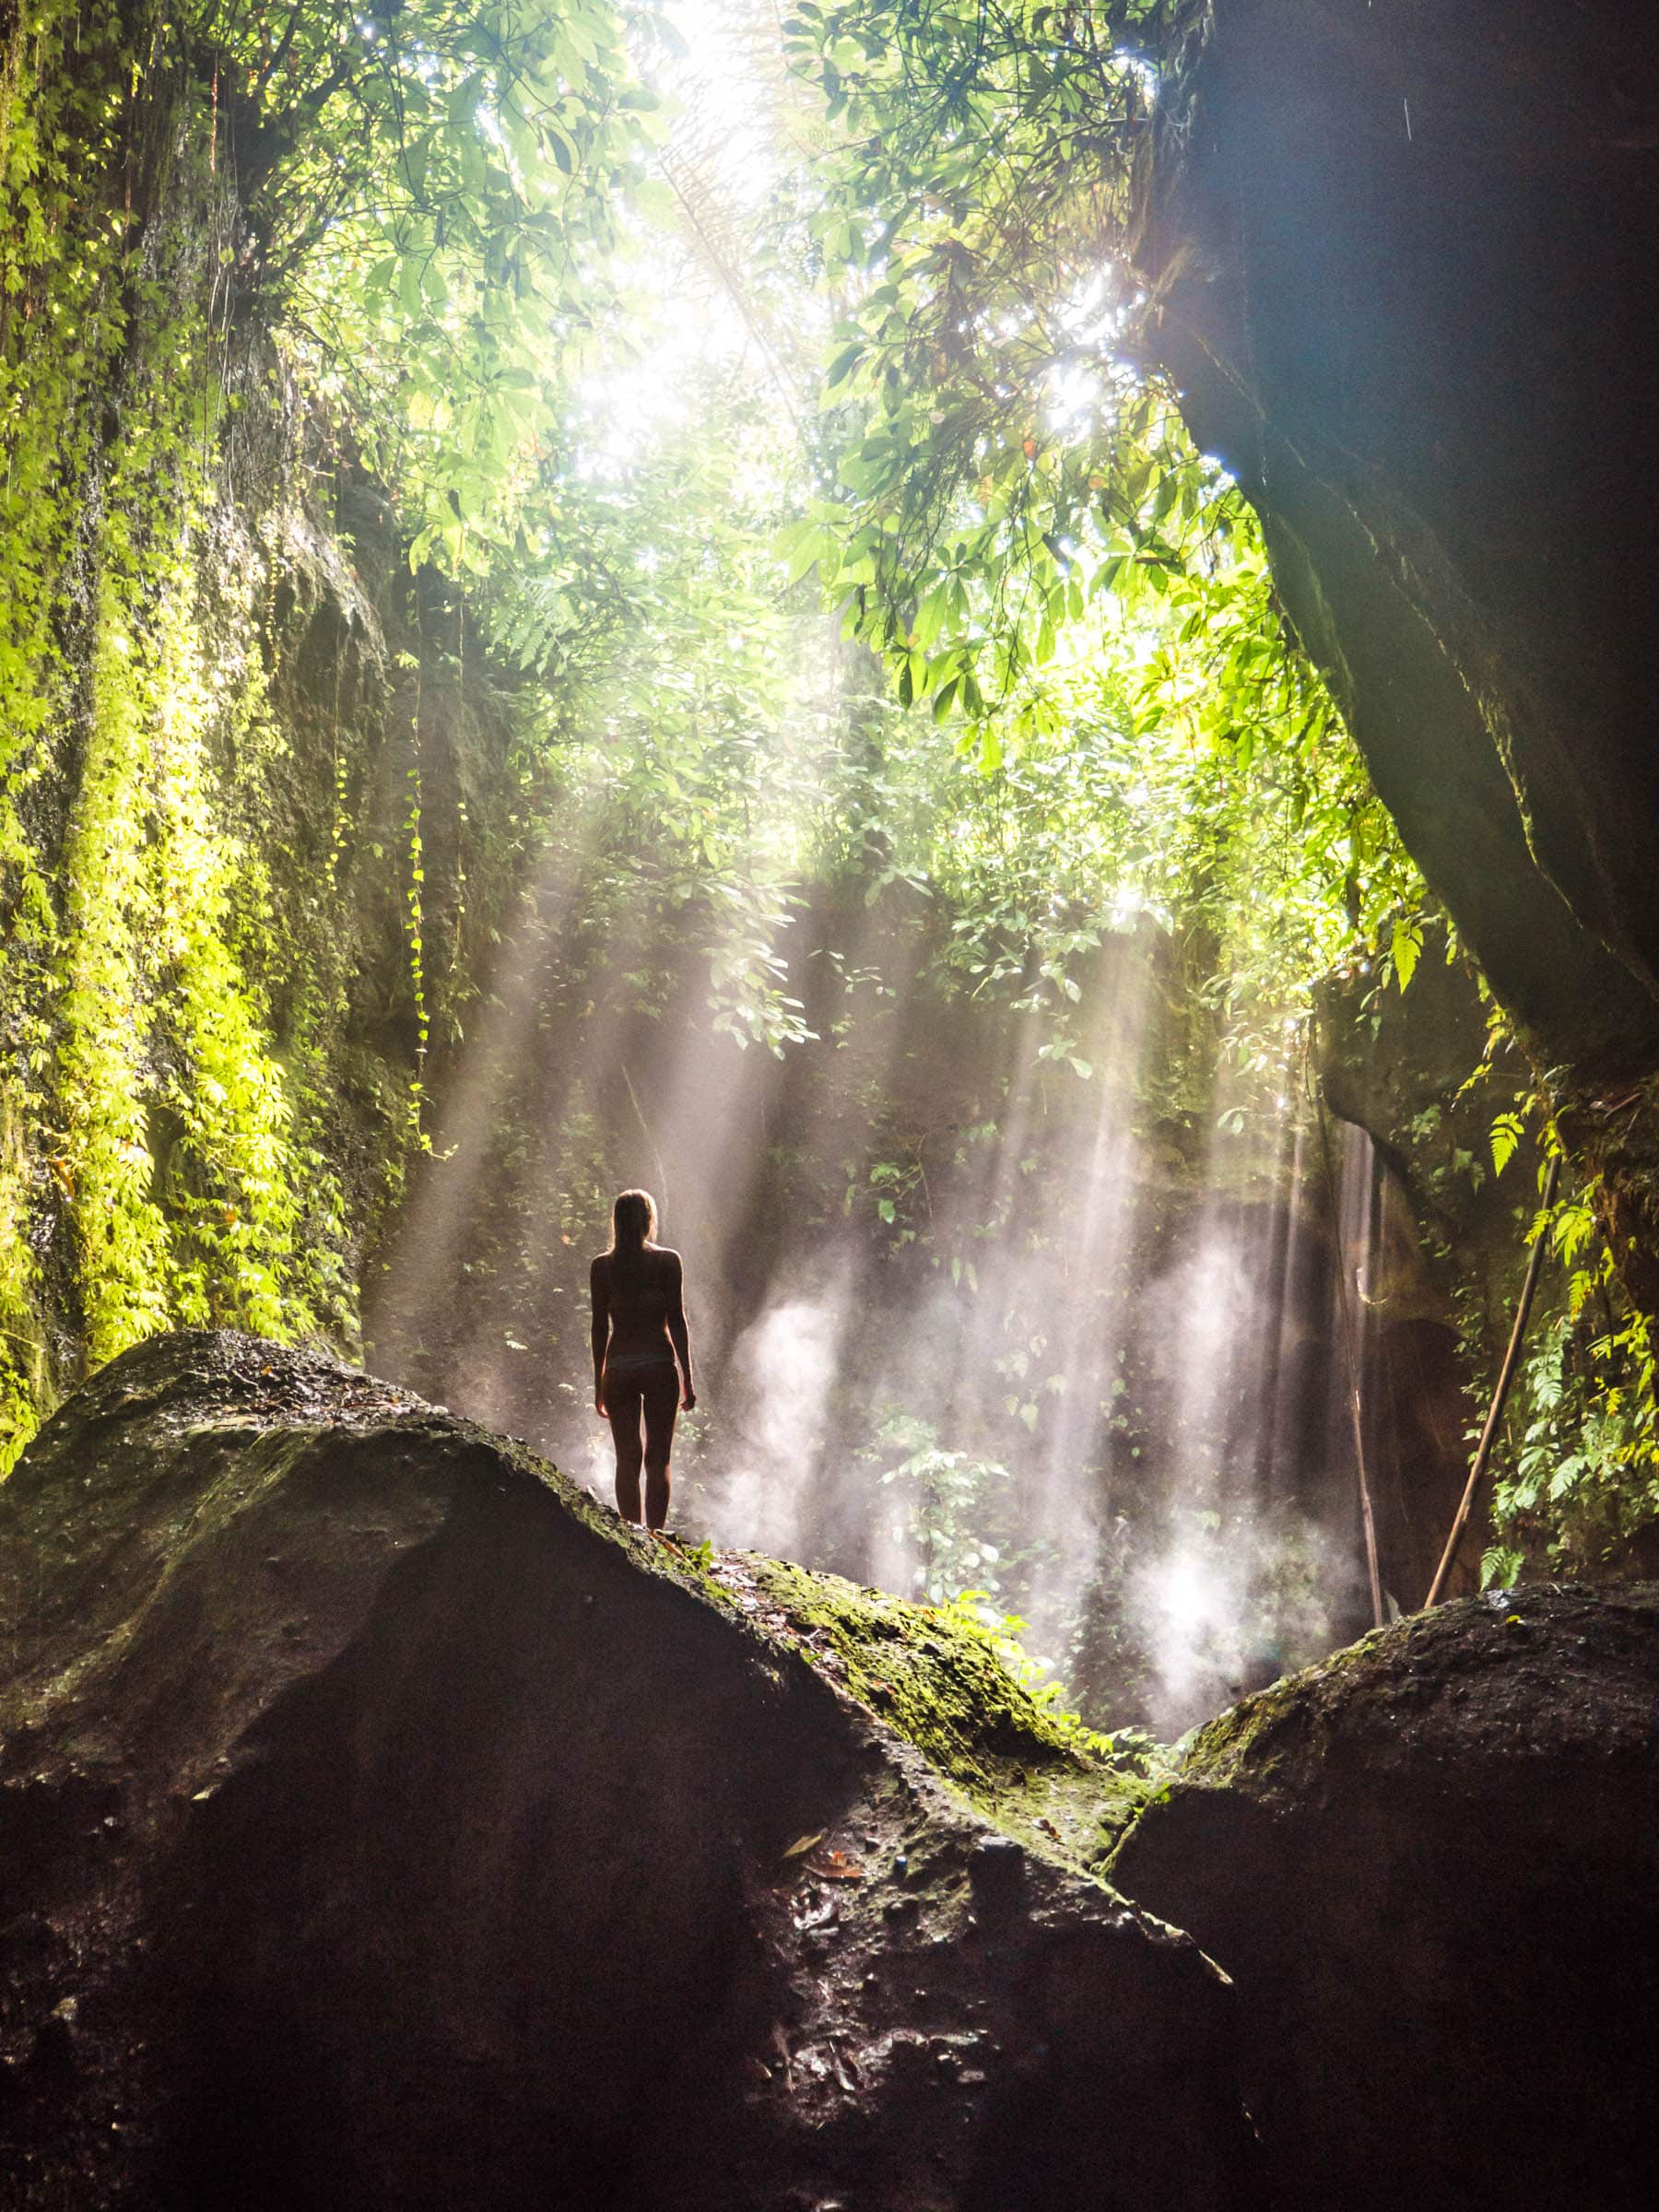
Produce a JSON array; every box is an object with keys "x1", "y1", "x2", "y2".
[{"x1": 367, "y1": 795, "x2": 1413, "y2": 1735}]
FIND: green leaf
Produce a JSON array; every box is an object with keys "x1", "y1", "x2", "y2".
[
  {"x1": 1490, "y1": 1112, "x2": 1525, "y2": 1178},
  {"x1": 826, "y1": 342, "x2": 865, "y2": 389},
  {"x1": 1392, "y1": 915, "x2": 1423, "y2": 991}
]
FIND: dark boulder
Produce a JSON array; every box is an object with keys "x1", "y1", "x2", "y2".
[
  {"x1": 1107, "y1": 1584, "x2": 1659, "y2": 2212},
  {"x1": 0, "y1": 1331, "x2": 1255, "y2": 2211}
]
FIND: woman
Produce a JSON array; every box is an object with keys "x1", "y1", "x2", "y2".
[{"x1": 590, "y1": 1189, "x2": 696, "y2": 1531}]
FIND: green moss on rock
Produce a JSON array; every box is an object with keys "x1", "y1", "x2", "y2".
[
  {"x1": 1135, "y1": 1584, "x2": 1654, "y2": 1811},
  {"x1": 694, "y1": 1550, "x2": 1154, "y2": 1873}
]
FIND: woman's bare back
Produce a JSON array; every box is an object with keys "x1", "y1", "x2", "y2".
[{"x1": 591, "y1": 1243, "x2": 682, "y2": 1360}]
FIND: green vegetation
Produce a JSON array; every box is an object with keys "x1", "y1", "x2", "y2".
[
  {"x1": 701, "y1": 1549, "x2": 1156, "y2": 1867},
  {"x1": 1487, "y1": 1157, "x2": 1659, "y2": 1582},
  {"x1": 2, "y1": 0, "x2": 1650, "y2": 1592},
  {"x1": 2, "y1": 5, "x2": 331, "y2": 1450},
  {"x1": 0, "y1": 0, "x2": 656, "y2": 1461}
]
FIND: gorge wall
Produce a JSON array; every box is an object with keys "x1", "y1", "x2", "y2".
[
  {"x1": 0, "y1": 10, "x2": 520, "y2": 1464},
  {"x1": 1139, "y1": 0, "x2": 1659, "y2": 1301}
]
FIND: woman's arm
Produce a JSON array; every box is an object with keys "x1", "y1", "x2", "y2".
[
  {"x1": 666, "y1": 1253, "x2": 696, "y2": 1412},
  {"x1": 590, "y1": 1256, "x2": 609, "y2": 1416}
]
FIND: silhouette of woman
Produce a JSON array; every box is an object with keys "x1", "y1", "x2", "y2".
[{"x1": 590, "y1": 1189, "x2": 695, "y2": 1531}]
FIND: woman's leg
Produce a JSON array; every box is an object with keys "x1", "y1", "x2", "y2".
[
  {"x1": 606, "y1": 1377, "x2": 645, "y2": 1522},
  {"x1": 641, "y1": 1368, "x2": 681, "y2": 1532}
]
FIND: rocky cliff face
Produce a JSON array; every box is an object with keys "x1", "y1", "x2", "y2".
[
  {"x1": 1140, "y1": 0, "x2": 1659, "y2": 1303},
  {"x1": 0, "y1": 1332, "x2": 1253, "y2": 2212}
]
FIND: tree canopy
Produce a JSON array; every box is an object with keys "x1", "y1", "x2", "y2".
[{"x1": 3, "y1": 0, "x2": 1652, "y2": 1579}]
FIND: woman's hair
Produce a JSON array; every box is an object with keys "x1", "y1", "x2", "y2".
[{"x1": 609, "y1": 1188, "x2": 657, "y2": 1252}]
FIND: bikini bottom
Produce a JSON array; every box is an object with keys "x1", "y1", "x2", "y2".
[{"x1": 606, "y1": 1352, "x2": 677, "y2": 1382}]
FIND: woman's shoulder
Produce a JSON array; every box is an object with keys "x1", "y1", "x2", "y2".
[{"x1": 647, "y1": 1243, "x2": 682, "y2": 1271}]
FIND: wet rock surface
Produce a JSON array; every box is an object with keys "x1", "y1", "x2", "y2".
[
  {"x1": 1108, "y1": 1583, "x2": 1659, "y2": 2212},
  {"x1": 0, "y1": 1330, "x2": 1253, "y2": 2212}
]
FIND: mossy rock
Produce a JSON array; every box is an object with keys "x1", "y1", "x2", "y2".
[
  {"x1": 0, "y1": 1329, "x2": 1253, "y2": 2212},
  {"x1": 1108, "y1": 1584, "x2": 1659, "y2": 2212},
  {"x1": 693, "y1": 1552, "x2": 1156, "y2": 1872}
]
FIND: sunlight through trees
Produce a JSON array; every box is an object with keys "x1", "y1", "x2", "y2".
[{"x1": 3, "y1": 0, "x2": 1652, "y2": 1600}]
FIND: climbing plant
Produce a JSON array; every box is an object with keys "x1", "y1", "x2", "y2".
[
  {"x1": 0, "y1": 0, "x2": 661, "y2": 1465},
  {"x1": 1485, "y1": 1150, "x2": 1659, "y2": 1579}
]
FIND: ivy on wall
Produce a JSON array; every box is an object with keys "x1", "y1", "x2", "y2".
[
  {"x1": 2, "y1": 0, "x2": 667, "y2": 1468},
  {"x1": 1, "y1": 7, "x2": 360, "y2": 1463},
  {"x1": 1, "y1": 0, "x2": 665, "y2": 1467}
]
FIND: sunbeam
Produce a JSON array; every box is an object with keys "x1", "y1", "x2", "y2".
[{"x1": 337, "y1": 0, "x2": 1470, "y2": 1739}]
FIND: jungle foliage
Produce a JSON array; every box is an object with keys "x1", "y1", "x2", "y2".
[
  {"x1": 2, "y1": 0, "x2": 1650, "y2": 1585},
  {"x1": 0, "y1": 0, "x2": 662, "y2": 1460},
  {"x1": 773, "y1": 0, "x2": 1659, "y2": 1576}
]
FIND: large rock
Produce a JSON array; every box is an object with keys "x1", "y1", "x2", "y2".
[
  {"x1": 0, "y1": 1331, "x2": 1255, "y2": 2211},
  {"x1": 1108, "y1": 1584, "x2": 1659, "y2": 2211},
  {"x1": 1139, "y1": 0, "x2": 1659, "y2": 1304}
]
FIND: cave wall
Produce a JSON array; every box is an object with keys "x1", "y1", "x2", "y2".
[
  {"x1": 1315, "y1": 932, "x2": 1552, "y2": 1600},
  {"x1": 1139, "y1": 0, "x2": 1659, "y2": 1300}
]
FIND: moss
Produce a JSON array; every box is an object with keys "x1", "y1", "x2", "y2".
[
  {"x1": 696, "y1": 1549, "x2": 1154, "y2": 1874},
  {"x1": 1173, "y1": 1606, "x2": 1486, "y2": 1793}
]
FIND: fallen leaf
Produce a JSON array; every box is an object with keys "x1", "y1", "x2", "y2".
[
  {"x1": 818, "y1": 1850, "x2": 865, "y2": 1882},
  {"x1": 782, "y1": 1831, "x2": 825, "y2": 1859}
]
